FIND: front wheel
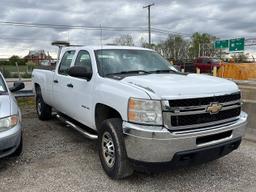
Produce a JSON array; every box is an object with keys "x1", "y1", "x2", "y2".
[{"x1": 98, "y1": 118, "x2": 133, "y2": 179}]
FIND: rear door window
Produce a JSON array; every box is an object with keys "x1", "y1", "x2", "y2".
[{"x1": 58, "y1": 50, "x2": 76, "y2": 75}]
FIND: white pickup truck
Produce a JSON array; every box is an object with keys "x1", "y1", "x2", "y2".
[{"x1": 32, "y1": 45, "x2": 247, "y2": 179}]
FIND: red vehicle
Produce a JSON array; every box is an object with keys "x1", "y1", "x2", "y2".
[{"x1": 194, "y1": 57, "x2": 221, "y2": 73}]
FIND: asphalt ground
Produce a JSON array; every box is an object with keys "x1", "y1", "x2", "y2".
[{"x1": 0, "y1": 103, "x2": 256, "y2": 192}]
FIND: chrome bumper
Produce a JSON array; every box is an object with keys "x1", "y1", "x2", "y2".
[
  {"x1": 123, "y1": 112, "x2": 247, "y2": 163},
  {"x1": 0, "y1": 123, "x2": 22, "y2": 158}
]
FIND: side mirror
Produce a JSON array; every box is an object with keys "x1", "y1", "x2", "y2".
[
  {"x1": 68, "y1": 66, "x2": 92, "y2": 80},
  {"x1": 9, "y1": 81, "x2": 25, "y2": 92},
  {"x1": 51, "y1": 61, "x2": 57, "y2": 66}
]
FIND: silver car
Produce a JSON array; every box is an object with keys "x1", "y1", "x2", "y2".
[{"x1": 0, "y1": 72, "x2": 24, "y2": 158}]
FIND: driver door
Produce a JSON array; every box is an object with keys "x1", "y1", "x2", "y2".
[{"x1": 65, "y1": 50, "x2": 94, "y2": 127}]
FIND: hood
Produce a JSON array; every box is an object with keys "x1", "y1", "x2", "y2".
[
  {"x1": 0, "y1": 95, "x2": 11, "y2": 118},
  {"x1": 121, "y1": 73, "x2": 239, "y2": 99}
]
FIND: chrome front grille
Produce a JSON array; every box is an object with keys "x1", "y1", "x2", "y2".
[
  {"x1": 168, "y1": 92, "x2": 241, "y2": 107},
  {"x1": 163, "y1": 92, "x2": 241, "y2": 131}
]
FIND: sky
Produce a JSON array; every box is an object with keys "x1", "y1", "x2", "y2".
[{"x1": 0, "y1": 0, "x2": 255, "y2": 58}]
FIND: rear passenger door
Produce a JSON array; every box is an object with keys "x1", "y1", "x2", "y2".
[{"x1": 53, "y1": 50, "x2": 76, "y2": 114}]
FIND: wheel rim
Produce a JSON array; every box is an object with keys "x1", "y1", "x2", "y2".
[
  {"x1": 37, "y1": 98, "x2": 42, "y2": 116},
  {"x1": 102, "y1": 131, "x2": 115, "y2": 168}
]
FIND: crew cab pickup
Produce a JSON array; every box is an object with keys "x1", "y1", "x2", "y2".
[{"x1": 32, "y1": 46, "x2": 247, "y2": 179}]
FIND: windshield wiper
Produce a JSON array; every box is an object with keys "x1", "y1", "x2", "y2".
[
  {"x1": 106, "y1": 70, "x2": 151, "y2": 76},
  {"x1": 149, "y1": 69, "x2": 182, "y2": 74}
]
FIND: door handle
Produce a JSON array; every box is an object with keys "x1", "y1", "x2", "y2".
[
  {"x1": 53, "y1": 80, "x2": 58, "y2": 83},
  {"x1": 67, "y1": 83, "x2": 73, "y2": 88}
]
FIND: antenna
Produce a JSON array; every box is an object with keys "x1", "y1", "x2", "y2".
[
  {"x1": 67, "y1": 31, "x2": 70, "y2": 42},
  {"x1": 100, "y1": 24, "x2": 103, "y2": 49}
]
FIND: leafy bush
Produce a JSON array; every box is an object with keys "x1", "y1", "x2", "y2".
[
  {"x1": 10, "y1": 73, "x2": 19, "y2": 78},
  {"x1": 22, "y1": 72, "x2": 32, "y2": 78},
  {"x1": 26, "y1": 61, "x2": 36, "y2": 72},
  {"x1": 0, "y1": 67, "x2": 11, "y2": 78}
]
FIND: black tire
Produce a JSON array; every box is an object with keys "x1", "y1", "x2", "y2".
[
  {"x1": 10, "y1": 134, "x2": 23, "y2": 157},
  {"x1": 36, "y1": 88, "x2": 52, "y2": 121},
  {"x1": 98, "y1": 118, "x2": 133, "y2": 179}
]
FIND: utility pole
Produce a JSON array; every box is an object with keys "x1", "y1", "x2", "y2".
[{"x1": 143, "y1": 3, "x2": 154, "y2": 47}]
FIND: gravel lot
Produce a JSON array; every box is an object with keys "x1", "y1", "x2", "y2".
[{"x1": 0, "y1": 104, "x2": 256, "y2": 192}]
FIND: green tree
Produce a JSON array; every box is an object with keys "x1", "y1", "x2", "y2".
[
  {"x1": 231, "y1": 53, "x2": 249, "y2": 63},
  {"x1": 9, "y1": 55, "x2": 26, "y2": 65},
  {"x1": 189, "y1": 32, "x2": 216, "y2": 59},
  {"x1": 0, "y1": 60, "x2": 9, "y2": 65},
  {"x1": 155, "y1": 35, "x2": 190, "y2": 61}
]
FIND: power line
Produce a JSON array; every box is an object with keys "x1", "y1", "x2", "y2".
[
  {"x1": 1, "y1": 20, "x2": 255, "y2": 41},
  {"x1": 0, "y1": 20, "x2": 148, "y2": 31},
  {"x1": 0, "y1": 20, "x2": 193, "y2": 37},
  {"x1": 1, "y1": 20, "x2": 255, "y2": 49},
  {"x1": 151, "y1": 28, "x2": 191, "y2": 37},
  {"x1": 0, "y1": 37, "x2": 47, "y2": 41}
]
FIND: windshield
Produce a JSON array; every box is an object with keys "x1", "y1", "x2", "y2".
[
  {"x1": 211, "y1": 59, "x2": 220, "y2": 64},
  {"x1": 94, "y1": 49, "x2": 177, "y2": 76},
  {"x1": 0, "y1": 75, "x2": 7, "y2": 93}
]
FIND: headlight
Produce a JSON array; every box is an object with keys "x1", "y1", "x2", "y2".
[
  {"x1": 0, "y1": 115, "x2": 19, "y2": 130},
  {"x1": 128, "y1": 98, "x2": 162, "y2": 125}
]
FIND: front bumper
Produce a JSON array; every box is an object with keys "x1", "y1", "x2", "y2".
[
  {"x1": 0, "y1": 123, "x2": 22, "y2": 158},
  {"x1": 123, "y1": 112, "x2": 247, "y2": 163}
]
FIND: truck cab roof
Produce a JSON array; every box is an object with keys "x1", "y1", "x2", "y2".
[{"x1": 61, "y1": 45, "x2": 153, "y2": 52}]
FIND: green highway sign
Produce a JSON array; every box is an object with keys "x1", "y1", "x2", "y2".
[
  {"x1": 215, "y1": 40, "x2": 229, "y2": 49},
  {"x1": 229, "y1": 38, "x2": 245, "y2": 52}
]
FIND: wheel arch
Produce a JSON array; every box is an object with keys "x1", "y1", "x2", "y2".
[
  {"x1": 95, "y1": 103, "x2": 122, "y2": 131},
  {"x1": 34, "y1": 83, "x2": 41, "y2": 93}
]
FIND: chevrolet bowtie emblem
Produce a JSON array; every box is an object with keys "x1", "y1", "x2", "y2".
[{"x1": 206, "y1": 103, "x2": 223, "y2": 114}]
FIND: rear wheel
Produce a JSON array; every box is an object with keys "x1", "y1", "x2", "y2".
[
  {"x1": 36, "y1": 87, "x2": 52, "y2": 120},
  {"x1": 98, "y1": 118, "x2": 133, "y2": 179}
]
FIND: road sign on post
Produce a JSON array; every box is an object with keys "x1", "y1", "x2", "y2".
[
  {"x1": 214, "y1": 40, "x2": 229, "y2": 49},
  {"x1": 229, "y1": 38, "x2": 245, "y2": 52}
]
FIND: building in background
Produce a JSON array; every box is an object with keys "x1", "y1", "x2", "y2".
[{"x1": 24, "y1": 50, "x2": 52, "y2": 65}]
